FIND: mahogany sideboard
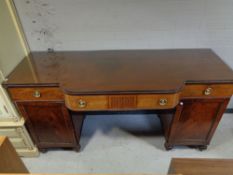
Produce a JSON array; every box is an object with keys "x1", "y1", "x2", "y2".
[{"x1": 3, "y1": 49, "x2": 233, "y2": 152}]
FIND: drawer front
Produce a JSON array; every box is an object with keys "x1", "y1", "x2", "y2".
[
  {"x1": 181, "y1": 84, "x2": 233, "y2": 98},
  {"x1": 137, "y1": 94, "x2": 180, "y2": 109},
  {"x1": 8, "y1": 87, "x2": 64, "y2": 101},
  {"x1": 0, "y1": 128, "x2": 20, "y2": 138},
  {"x1": 9, "y1": 138, "x2": 27, "y2": 149},
  {"x1": 65, "y1": 95, "x2": 108, "y2": 111},
  {"x1": 65, "y1": 93, "x2": 180, "y2": 111}
]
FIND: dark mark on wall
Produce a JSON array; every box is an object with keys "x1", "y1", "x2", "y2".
[
  {"x1": 42, "y1": 3, "x2": 48, "y2": 7},
  {"x1": 26, "y1": 0, "x2": 30, "y2": 4},
  {"x1": 40, "y1": 28, "x2": 53, "y2": 37},
  {"x1": 26, "y1": 0, "x2": 60, "y2": 50},
  {"x1": 47, "y1": 11, "x2": 53, "y2": 15},
  {"x1": 48, "y1": 48, "x2": 55, "y2": 52}
]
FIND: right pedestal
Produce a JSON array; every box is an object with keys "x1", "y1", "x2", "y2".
[{"x1": 160, "y1": 98, "x2": 229, "y2": 150}]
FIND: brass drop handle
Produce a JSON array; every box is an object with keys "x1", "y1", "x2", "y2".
[
  {"x1": 159, "y1": 98, "x2": 168, "y2": 106},
  {"x1": 78, "y1": 99, "x2": 87, "y2": 108},
  {"x1": 204, "y1": 87, "x2": 212, "y2": 96},
  {"x1": 33, "y1": 90, "x2": 41, "y2": 98}
]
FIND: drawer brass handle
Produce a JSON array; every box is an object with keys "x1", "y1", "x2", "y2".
[
  {"x1": 33, "y1": 90, "x2": 41, "y2": 98},
  {"x1": 204, "y1": 87, "x2": 212, "y2": 96},
  {"x1": 159, "y1": 98, "x2": 168, "y2": 106},
  {"x1": 78, "y1": 99, "x2": 87, "y2": 108}
]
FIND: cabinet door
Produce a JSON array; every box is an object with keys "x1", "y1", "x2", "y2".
[
  {"x1": 169, "y1": 98, "x2": 229, "y2": 145},
  {"x1": 16, "y1": 101, "x2": 77, "y2": 149}
]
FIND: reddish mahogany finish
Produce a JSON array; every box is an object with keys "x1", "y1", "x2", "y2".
[
  {"x1": 3, "y1": 49, "x2": 233, "y2": 151},
  {"x1": 4, "y1": 49, "x2": 233, "y2": 94},
  {"x1": 16, "y1": 101, "x2": 80, "y2": 151},
  {"x1": 160, "y1": 98, "x2": 230, "y2": 150}
]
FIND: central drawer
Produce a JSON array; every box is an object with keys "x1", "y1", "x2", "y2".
[{"x1": 65, "y1": 94, "x2": 180, "y2": 111}]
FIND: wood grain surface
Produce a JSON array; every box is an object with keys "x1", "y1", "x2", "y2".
[
  {"x1": 160, "y1": 98, "x2": 230, "y2": 150},
  {"x1": 65, "y1": 93, "x2": 180, "y2": 111},
  {"x1": 0, "y1": 136, "x2": 28, "y2": 173},
  {"x1": 181, "y1": 84, "x2": 233, "y2": 98},
  {"x1": 16, "y1": 102, "x2": 79, "y2": 151},
  {"x1": 168, "y1": 158, "x2": 233, "y2": 175},
  {"x1": 3, "y1": 49, "x2": 233, "y2": 95},
  {"x1": 3, "y1": 49, "x2": 233, "y2": 151},
  {"x1": 8, "y1": 87, "x2": 64, "y2": 101}
]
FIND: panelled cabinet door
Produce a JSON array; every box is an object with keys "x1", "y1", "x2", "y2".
[
  {"x1": 169, "y1": 98, "x2": 229, "y2": 146},
  {"x1": 16, "y1": 102, "x2": 77, "y2": 149}
]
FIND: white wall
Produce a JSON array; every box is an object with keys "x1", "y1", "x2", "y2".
[{"x1": 14, "y1": 0, "x2": 233, "y2": 107}]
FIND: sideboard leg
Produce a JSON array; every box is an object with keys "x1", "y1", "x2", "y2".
[
  {"x1": 39, "y1": 148, "x2": 48, "y2": 153},
  {"x1": 164, "y1": 142, "x2": 173, "y2": 151},
  {"x1": 71, "y1": 112, "x2": 85, "y2": 152},
  {"x1": 198, "y1": 145, "x2": 208, "y2": 151},
  {"x1": 73, "y1": 145, "x2": 81, "y2": 152}
]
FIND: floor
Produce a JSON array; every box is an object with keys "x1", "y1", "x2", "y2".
[{"x1": 22, "y1": 113, "x2": 233, "y2": 174}]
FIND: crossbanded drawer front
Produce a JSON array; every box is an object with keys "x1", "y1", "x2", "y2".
[
  {"x1": 137, "y1": 94, "x2": 180, "y2": 109},
  {"x1": 65, "y1": 93, "x2": 180, "y2": 111},
  {"x1": 8, "y1": 87, "x2": 64, "y2": 101},
  {"x1": 181, "y1": 84, "x2": 233, "y2": 98},
  {"x1": 65, "y1": 95, "x2": 107, "y2": 111}
]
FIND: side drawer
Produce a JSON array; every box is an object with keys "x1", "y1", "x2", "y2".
[
  {"x1": 0, "y1": 128, "x2": 20, "y2": 138},
  {"x1": 8, "y1": 87, "x2": 64, "y2": 101},
  {"x1": 181, "y1": 84, "x2": 233, "y2": 98},
  {"x1": 9, "y1": 138, "x2": 28, "y2": 149}
]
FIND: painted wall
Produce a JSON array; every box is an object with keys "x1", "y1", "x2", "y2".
[
  {"x1": 14, "y1": 0, "x2": 233, "y2": 107},
  {"x1": 0, "y1": 0, "x2": 29, "y2": 119}
]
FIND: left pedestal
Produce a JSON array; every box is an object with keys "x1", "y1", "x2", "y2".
[{"x1": 16, "y1": 101, "x2": 82, "y2": 152}]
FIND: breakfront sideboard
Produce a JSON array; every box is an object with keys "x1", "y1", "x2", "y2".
[{"x1": 3, "y1": 49, "x2": 233, "y2": 152}]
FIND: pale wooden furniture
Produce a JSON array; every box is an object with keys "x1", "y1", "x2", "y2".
[
  {"x1": 0, "y1": 136, "x2": 28, "y2": 173},
  {"x1": 168, "y1": 158, "x2": 233, "y2": 175},
  {"x1": 0, "y1": 117, "x2": 38, "y2": 157}
]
